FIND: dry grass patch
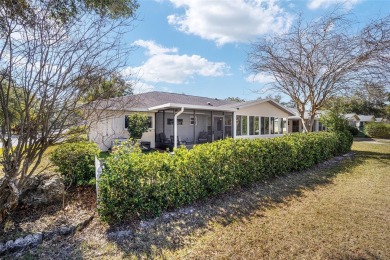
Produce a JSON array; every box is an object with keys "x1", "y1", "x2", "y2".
[{"x1": 6, "y1": 139, "x2": 390, "y2": 259}]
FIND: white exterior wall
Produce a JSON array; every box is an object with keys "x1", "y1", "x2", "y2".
[
  {"x1": 89, "y1": 110, "x2": 155, "y2": 151},
  {"x1": 235, "y1": 101, "x2": 290, "y2": 139}
]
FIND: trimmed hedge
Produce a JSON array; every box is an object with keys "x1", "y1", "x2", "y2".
[
  {"x1": 98, "y1": 131, "x2": 352, "y2": 222},
  {"x1": 51, "y1": 141, "x2": 100, "y2": 186},
  {"x1": 364, "y1": 122, "x2": 390, "y2": 139}
]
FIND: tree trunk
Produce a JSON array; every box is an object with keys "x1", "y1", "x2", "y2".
[
  {"x1": 0, "y1": 177, "x2": 20, "y2": 223},
  {"x1": 299, "y1": 110, "x2": 308, "y2": 133}
]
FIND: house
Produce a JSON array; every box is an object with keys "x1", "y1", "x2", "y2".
[
  {"x1": 344, "y1": 113, "x2": 360, "y2": 127},
  {"x1": 355, "y1": 115, "x2": 376, "y2": 130},
  {"x1": 88, "y1": 91, "x2": 295, "y2": 151},
  {"x1": 287, "y1": 109, "x2": 325, "y2": 132}
]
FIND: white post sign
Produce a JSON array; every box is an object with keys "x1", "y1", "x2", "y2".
[{"x1": 95, "y1": 156, "x2": 103, "y2": 203}]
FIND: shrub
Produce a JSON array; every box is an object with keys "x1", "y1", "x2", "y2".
[
  {"x1": 347, "y1": 125, "x2": 359, "y2": 136},
  {"x1": 364, "y1": 122, "x2": 390, "y2": 138},
  {"x1": 98, "y1": 132, "x2": 352, "y2": 222},
  {"x1": 51, "y1": 141, "x2": 100, "y2": 186}
]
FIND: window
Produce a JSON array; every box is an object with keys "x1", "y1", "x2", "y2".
[
  {"x1": 236, "y1": 116, "x2": 242, "y2": 136},
  {"x1": 261, "y1": 117, "x2": 269, "y2": 135},
  {"x1": 125, "y1": 115, "x2": 129, "y2": 129},
  {"x1": 167, "y1": 118, "x2": 183, "y2": 125},
  {"x1": 249, "y1": 116, "x2": 255, "y2": 135},
  {"x1": 242, "y1": 116, "x2": 248, "y2": 135},
  {"x1": 190, "y1": 116, "x2": 197, "y2": 125},
  {"x1": 282, "y1": 118, "x2": 287, "y2": 133},
  {"x1": 274, "y1": 117, "x2": 279, "y2": 134},
  {"x1": 255, "y1": 116, "x2": 260, "y2": 135},
  {"x1": 270, "y1": 117, "x2": 275, "y2": 134},
  {"x1": 225, "y1": 114, "x2": 233, "y2": 137}
]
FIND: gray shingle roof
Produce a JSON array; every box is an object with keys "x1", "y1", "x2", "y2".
[
  {"x1": 357, "y1": 115, "x2": 375, "y2": 122},
  {"x1": 96, "y1": 91, "x2": 235, "y2": 110},
  {"x1": 91, "y1": 91, "x2": 294, "y2": 116}
]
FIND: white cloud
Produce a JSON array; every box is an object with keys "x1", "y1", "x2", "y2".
[
  {"x1": 124, "y1": 40, "x2": 229, "y2": 84},
  {"x1": 245, "y1": 73, "x2": 275, "y2": 84},
  {"x1": 307, "y1": 0, "x2": 361, "y2": 9},
  {"x1": 132, "y1": 39, "x2": 178, "y2": 56},
  {"x1": 166, "y1": 0, "x2": 292, "y2": 46}
]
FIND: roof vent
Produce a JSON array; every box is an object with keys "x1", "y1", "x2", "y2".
[{"x1": 207, "y1": 102, "x2": 212, "y2": 106}]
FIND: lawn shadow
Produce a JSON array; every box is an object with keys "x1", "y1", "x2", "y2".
[{"x1": 101, "y1": 148, "x2": 386, "y2": 258}]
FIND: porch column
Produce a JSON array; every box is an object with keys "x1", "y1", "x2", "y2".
[
  {"x1": 163, "y1": 110, "x2": 165, "y2": 135},
  {"x1": 193, "y1": 110, "x2": 196, "y2": 144},
  {"x1": 211, "y1": 111, "x2": 213, "y2": 142},
  {"x1": 174, "y1": 107, "x2": 184, "y2": 149},
  {"x1": 222, "y1": 112, "x2": 225, "y2": 139},
  {"x1": 233, "y1": 112, "x2": 236, "y2": 138}
]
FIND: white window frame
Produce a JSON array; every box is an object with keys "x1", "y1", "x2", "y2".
[{"x1": 190, "y1": 116, "x2": 197, "y2": 125}]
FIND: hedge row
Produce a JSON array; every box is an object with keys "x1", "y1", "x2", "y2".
[
  {"x1": 364, "y1": 122, "x2": 390, "y2": 139},
  {"x1": 98, "y1": 131, "x2": 353, "y2": 222}
]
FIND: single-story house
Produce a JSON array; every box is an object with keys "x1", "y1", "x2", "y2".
[
  {"x1": 287, "y1": 109, "x2": 325, "y2": 132},
  {"x1": 356, "y1": 115, "x2": 376, "y2": 130},
  {"x1": 344, "y1": 113, "x2": 361, "y2": 127},
  {"x1": 342, "y1": 114, "x2": 376, "y2": 130},
  {"x1": 88, "y1": 91, "x2": 295, "y2": 151}
]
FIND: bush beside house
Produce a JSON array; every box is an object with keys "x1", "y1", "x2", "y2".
[
  {"x1": 364, "y1": 122, "x2": 390, "y2": 138},
  {"x1": 51, "y1": 141, "x2": 100, "y2": 186},
  {"x1": 98, "y1": 131, "x2": 352, "y2": 222}
]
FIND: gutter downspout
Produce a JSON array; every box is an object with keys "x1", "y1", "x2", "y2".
[{"x1": 174, "y1": 107, "x2": 185, "y2": 149}]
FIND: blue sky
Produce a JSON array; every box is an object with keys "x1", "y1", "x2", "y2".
[{"x1": 123, "y1": 0, "x2": 389, "y2": 101}]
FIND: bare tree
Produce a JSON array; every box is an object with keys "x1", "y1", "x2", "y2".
[
  {"x1": 248, "y1": 12, "x2": 390, "y2": 132},
  {"x1": 0, "y1": 1, "x2": 137, "y2": 222}
]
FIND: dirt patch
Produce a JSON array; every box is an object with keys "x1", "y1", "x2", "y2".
[{"x1": 0, "y1": 186, "x2": 97, "y2": 243}]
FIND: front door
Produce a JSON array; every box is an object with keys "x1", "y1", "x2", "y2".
[{"x1": 213, "y1": 116, "x2": 224, "y2": 140}]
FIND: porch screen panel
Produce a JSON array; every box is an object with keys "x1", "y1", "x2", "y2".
[
  {"x1": 261, "y1": 117, "x2": 265, "y2": 135},
  {"x1": 255, "y1": 116, "x2": 260, "y2": 135},
  {"x1": 225, "y1": 114, "x2": 233, "y2": 138},
  {"x1": 236, "y1": 116, "x2": 242, "y2": 136},
  {"x1": 274, "y1": 117, "x2": 279, "y2": 134},
  {"x1": 270, "y1": 117, "x2": 275, "y2": 134},
  {"x1": 249, "y1": 116, "x2": 255, "y2": 135},
  {"x1": 282, "y1": 118, "x2": 287, "y2": 133},
  {"x1": 242, "y1": 116, "x2": 248, "y2": 135},
  {"x1": 264, "y1": 117, "x2": 270, "y2": 134}
]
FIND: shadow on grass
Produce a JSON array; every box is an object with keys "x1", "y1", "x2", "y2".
[{"x1": 98, "y1": 148, "x2": 389, "y2": 258}]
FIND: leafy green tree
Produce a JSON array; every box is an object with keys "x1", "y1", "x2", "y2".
[
  {"x1": 319, "y1": 101, "x2": 349, "y2": 132},
  {"x1": 126, "y1": 113, "x2": 149, "y2": 140},
  {"x1": 81, "y1": 70, "x2": 133, "y2": 102}
]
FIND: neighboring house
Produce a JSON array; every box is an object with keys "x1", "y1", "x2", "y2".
[
  {"x1": 344, "y1": 113, "x2": 360, "y2": 127},
  {"x1": 355, "y1": 115, "x2": 376, "y2": 130},
  {"x1": 375, "y1": 118, "x2": 383, "y2": 123},
  {"x1": 88, "y1": 91, "x2": 295, "y2": 151},
  {"x1": 287, "y1": 109, "x2": 325, "y2": 133}
]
